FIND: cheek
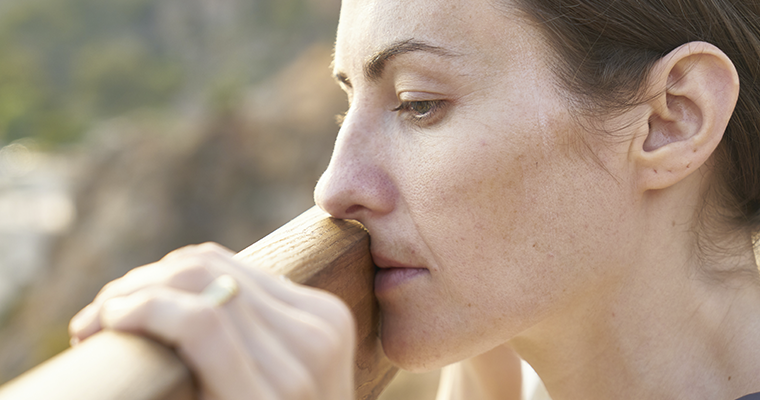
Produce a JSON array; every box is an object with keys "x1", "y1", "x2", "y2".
[
  {"x1": 401, "y1": 112, "x2": 559, "y2": 268},
  {"x1": 384, "y1": 132, "x2": 576, "y2": 367},
  {"x1": 381, "y1": 90, "x2": 633, "y2": 369},
  {"x1": 401, "y1": 132, "x2": 548, "y2": 301},
  {"x1": 398, "y1": 112, "x2": 605, "y2": 317},
  {"x1": 411, "y1": 147, "x2": 529, "y2": 267}
]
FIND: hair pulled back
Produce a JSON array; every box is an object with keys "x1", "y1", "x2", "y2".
[{"x1": 512, "y1": 0, "x2": 760, "y2": 231}]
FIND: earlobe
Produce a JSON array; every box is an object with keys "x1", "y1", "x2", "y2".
[{"x1": 632, "y1": 41, "x2": 740, "y2": 191}]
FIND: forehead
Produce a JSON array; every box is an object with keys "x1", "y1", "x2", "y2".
[{"x1": 334, "y1": 0, "x2": 535, "y2": 75}]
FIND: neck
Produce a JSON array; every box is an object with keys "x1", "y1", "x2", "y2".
[{"x1": 510, "y1": 223, "x2": 760, "y2": 400}]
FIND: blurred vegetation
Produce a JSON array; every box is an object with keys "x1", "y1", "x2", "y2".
[
  {"x1": 0, "y1": 1, "x2": 453, "y2": 398},
  {"x1": 0, "y1": 0, "x2": 338, "y2": 148},
  {"x1": 0, "y1": 0, "x2": 347, "y2": 383}
]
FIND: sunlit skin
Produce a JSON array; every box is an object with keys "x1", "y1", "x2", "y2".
[
  {"x1": 317, "y1": 0, "x2": 641, "y2": 369},
  {"x1": 315, "y1": 0, "x2": 760, "y2": 398},
  {"x1": 67, "y1": 0, "x2": 760, "y2": 399}
]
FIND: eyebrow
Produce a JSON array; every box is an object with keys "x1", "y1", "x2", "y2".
[{"x1": 333, "y1": 39, "x2": 457, "y2": 87}]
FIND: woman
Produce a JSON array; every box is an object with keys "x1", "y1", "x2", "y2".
[{"x1": 69, "y1": 0, "x2": 760, "y2": 399}]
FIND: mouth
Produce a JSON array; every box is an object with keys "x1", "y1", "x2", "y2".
[
  {"x1": 371, "y1": 252, "x2": 429, "y2": 294},
  {"x1": 371, "y1": 252, "x2": 422, "y2": 269}
]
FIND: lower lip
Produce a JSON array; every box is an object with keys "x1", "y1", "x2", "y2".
[{"x1": 374, "y1": 267, "x2": 428, "y2": 294}]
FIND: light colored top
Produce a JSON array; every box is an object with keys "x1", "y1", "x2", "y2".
[{"x1": 435, "y1": 360, "x2": 551, "y2": 400}]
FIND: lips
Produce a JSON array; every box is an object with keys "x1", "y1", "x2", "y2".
[
  {"x1": 372, "y1": 252, "x2": 429, "y2": 294},
  {"x1": 371, "y1": 252, "x2": 423, "y2": 269}
]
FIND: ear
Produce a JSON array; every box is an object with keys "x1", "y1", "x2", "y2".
[{"x1": 631, "y1": 41, "x2": 740, "y2": 191}]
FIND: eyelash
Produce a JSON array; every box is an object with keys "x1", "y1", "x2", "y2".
[
  {"x1": 392, "y1": 100, "x2": 446, "y2": 124},
  {"x1": 334, "y1": 100, "x2": 447, "y2": 128}
]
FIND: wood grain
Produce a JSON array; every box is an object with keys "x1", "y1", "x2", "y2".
[{"x1": 0, "y1": 206, "x2": 398, "y2": 400}]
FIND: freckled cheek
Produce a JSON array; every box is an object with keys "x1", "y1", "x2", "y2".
[
  {"x1": 399, "y1": 143, "x2": 574, "y2": 333},
  {"x1": 403, "y1": 144, "x2": 535, "y2": 267}
]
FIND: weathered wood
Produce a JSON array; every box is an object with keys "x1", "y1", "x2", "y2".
[
  {"x1": 236, "y1": 206, "x2": 399, "y2": 400},
  {"x1": 0, "y1": 206, "x2": 398, "y2": 400},
  {"x1": 0, "y1": 331, "x2": 194, "y2": 400}
]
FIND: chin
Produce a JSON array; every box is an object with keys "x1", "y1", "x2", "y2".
[
  {"x1": 381, "y1": 340, "x2": 441, "y2": 373},
  {"x1": 379, "y1": 315, "x2": 454, "y2": 373}
]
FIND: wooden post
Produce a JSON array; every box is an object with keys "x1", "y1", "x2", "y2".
[{"x1": 0, "y1": 206, "x2": 398, "y2": 400}]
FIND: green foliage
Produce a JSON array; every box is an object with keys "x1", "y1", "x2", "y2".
[{"x1": 0, "y1": 0, "x2": 338, "y2": 148}]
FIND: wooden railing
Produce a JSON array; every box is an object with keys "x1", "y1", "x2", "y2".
[{"x1": 0, "y1": 206, "x2": 398, "y2": 400}]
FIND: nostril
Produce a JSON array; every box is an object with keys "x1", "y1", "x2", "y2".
[{"x1": 344, "y1": 204, "x2": 364, "y2": 216}]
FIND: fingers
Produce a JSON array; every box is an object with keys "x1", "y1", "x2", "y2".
[
  {"x1": 97, "y1": 286, "x2": 273, "y2": 400},
  {"x1": 70, "y1": 243, "x2": 231, "y2": 342},
  {"x1": 228, "y1": 276, "x2": 353, "y2": 373},
  {"x1": 229, "y1": 256, "x2": 356, "y2": 336},
  {"x1": 68, "y1": 259, "x2": 214, "y2": 343},
  {"x1": 68, "y1": 241, "x2": 357, "y2": 400},
  {"x1": 70, "y1": 242, "x2": 355, "y2": 344},
  {"x1": 222, "y1": 298, "x2": 321, "y2": 400},
  {"x1": 93, "y1": 270, "x2": 341, "y2": 399}
]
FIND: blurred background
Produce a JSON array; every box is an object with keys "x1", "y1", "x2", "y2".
[{"x1": 0, "y1": 0, "x2": 442, "y2": 397}]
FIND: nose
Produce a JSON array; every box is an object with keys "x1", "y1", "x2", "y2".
[{"x1": 314, "y1": 110, "x2": 396, "y2": 221}]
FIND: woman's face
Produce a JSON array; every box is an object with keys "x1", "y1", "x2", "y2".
[{"x1": 315, "y1": 0, "x2": 639, "y2": 370}]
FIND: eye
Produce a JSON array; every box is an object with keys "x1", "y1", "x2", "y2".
[
  {"x1": 407, "y1": 101, "x2": 435, "y2": 115},
  {"x1": 391, "y1": 100, "x2": 446, "y2": 125}
]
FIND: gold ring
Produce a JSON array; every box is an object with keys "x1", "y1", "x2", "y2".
[{"x1": 200, "y1": 275, "x2": 239, "y2": 306}]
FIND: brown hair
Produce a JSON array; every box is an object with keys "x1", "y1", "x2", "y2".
[{"x1": 510, "y1": 0, "x2": 760, "y2": 231}]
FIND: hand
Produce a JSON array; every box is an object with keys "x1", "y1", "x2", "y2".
[{"x1": 69, "y1": 242, "x2": 356, "y2": 400}]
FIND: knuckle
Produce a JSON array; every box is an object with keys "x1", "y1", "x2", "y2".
[
  {"x1": 96, "y1": 268, "x2": 141, "y2": 299},
  {"x1": 164, "y1": 262, "x2": 213, "y2": 288},
  {"x1": 96, "y1": 279, "x2": 120, "y2": 299},
  {"x1": 182, "y1": 242, "x2": 231, "y2": 258},
  {"x1": 123, "y1": 264, "x2": 156, "y2": 280},
  {"x1": 161, "y1": 246, "x2": 191, "y2": 261},
  {"x1": 196, "y1": 241, "x2": 229, "y2": 253},
  {"x1": 161, "y1": 243, "x2": 235, "y2": 273},
  {"x1": 162, "y1": 242, "x2": 226, "y2": 261}
]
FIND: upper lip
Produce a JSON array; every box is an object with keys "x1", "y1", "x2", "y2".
[{"x1": 371, "y1": 252, "x2": 425, "y2": 269}]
